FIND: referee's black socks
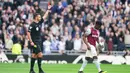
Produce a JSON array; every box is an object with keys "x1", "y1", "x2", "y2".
[
  {"x1": 38, "y1": 58, "x2": 42, "y2": 70},
  {"x1": 30, "y1": 58, "x2": 36, "y2": 71}
]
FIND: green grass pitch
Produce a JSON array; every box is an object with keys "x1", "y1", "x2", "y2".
[{"x1": 0, "y1": 63, "x2": 130, "y2": 73}]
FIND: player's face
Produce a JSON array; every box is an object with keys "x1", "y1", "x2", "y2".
[
  {"x1": 95, "y1": 24, "x2": 101, "y2": 30},
  {"x1": 37, "y1": 15, "x2": 41, "y2": 22}
]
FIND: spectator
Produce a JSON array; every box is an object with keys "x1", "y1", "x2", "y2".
[
  {"x1": 72, "y1": 25, "x2": 81, "y2": 38},
  {"x1": 67, "y1": 21, "x2": 73, "y2": 35},
  {"x1": 100, "y1": 25, "x2": 106, "y2": 38},
  {"x1": 12, "y1": 43, "x2": 22, "y2": 55},
  {"x1": 7, "y1": 21, "x2": 16, "y2": 31},
  {"x1": 61, "y1": 0, "x2": 68, "y2": 8},
  {"x1": 21, "y1": 1, "x2": 30, "y2": 12},
  {"x1": 3, "y1": 0, "x2": 13, "y2": 10},
  {"x1": 79, "y1": 21, "x2": 84, "y2": 32},
  {"x1": 43, "y1": 35, "x2": 51, "y2": 55},
  {"x1": 117, "y1": 37, "x2": 126, "y2": 51},
  {"x1": 51, "y1": 35, "x2": 59, "y2": 51},
  {"x1": 58, "y1": 36, "x2": 65, "y2": 54},
  {"x1": 34, "y1": 0, "x2": 41, "y2": 5},
  {"x1": 28, "y1": 6, "x2": 35, "y2": 20},
  {"x1": 65, "y1": 35, "x2": 73, "y2": 50},
  {"x1": 12, "y1": 0, "x2": 18, "y2": 10},
  {"x1": 3, "y1": 23, "x2": 13, "y2": 50},
  {"x1": 57, "y1": 1, "x2": 64, "y2": 15},
  {"x1": 50, "y1": 0, "x2": 58, "y2": 14},
  {"x1": 107, "y1": 37, "x2": 113, "y2": 55},
  {"x1": 34, "y1": 1, "x2": 44, "y2": 16},
  {"x1": 27, "y1": 0, "x2": 33, "y2": 6},
  {"x1": 13, "y1": 0, "x2": 24, "y2": 6},
  {"x1": 98, "y1": 37, "x2": 105, "y2": 52},
  {"x1": 41, "y1": 28, "x2": 49, "y2": 43},
  {"x1": 63, "y1": 29, "x2": 69, "y2": 41},
  {"x1": 6, "y1": 6, "x2": 12, "y2": 14},
  {"x1": 0, "y1": 0, "x2": 130, "y2": 55},
  {"x1": 23, "y1": 35, "x2": 30, "y2": 55},
  {"x1": 59, "y1": 18, "x2": 64, "y2": 35},
  {"x1": 73, "y1": 33, "x2": 82, "y2": 51},
  {"x1": 50, "y1": 23, "x2": 59, "y2": 35}
]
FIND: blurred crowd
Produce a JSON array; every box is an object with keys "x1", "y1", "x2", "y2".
[{"x1": 0, "y1": 0, "x2": 130, "y2": 55}]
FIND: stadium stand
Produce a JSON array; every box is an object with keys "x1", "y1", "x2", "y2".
[{"x1": 0, "y1": 0, "x2": 130, "y2": 56}]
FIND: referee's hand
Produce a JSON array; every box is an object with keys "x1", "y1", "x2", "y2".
[
  {"x1": 30, "y1": 42, "x2": 34, "y2": 46},
  {"x1": 31, "y1": 42, "x2": 37, "y2": 48},
  {"x1": 48, "y1": 4, "x2": 52, "y2": 10}
]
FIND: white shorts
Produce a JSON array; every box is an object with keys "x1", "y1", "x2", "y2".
[{"x1": 85, "y1": 43, "x2": 97, "y2": 58}]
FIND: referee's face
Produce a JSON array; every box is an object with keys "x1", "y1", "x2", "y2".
[{"x1": 37, "y1": 15, "x2": 41, "y2": 22}]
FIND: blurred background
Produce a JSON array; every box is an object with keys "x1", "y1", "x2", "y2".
[{"x1": 0, "y1": 0, "x2": 130, "y2": 64}]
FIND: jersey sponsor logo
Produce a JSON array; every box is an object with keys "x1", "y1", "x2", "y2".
[
  {"x1": 92, "y1": 35, "x2": 98, "y2": 38},
  {"x1": 91, "y1": 30, "x2": 99, "y2": 38}
]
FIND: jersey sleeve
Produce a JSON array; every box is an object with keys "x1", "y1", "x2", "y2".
[
  {"x1": 28, "y1": 24, "x2": 33, "y2": 32},
  {"x1": 85, "y1": 28, "x2": 91, "y2": 36}
]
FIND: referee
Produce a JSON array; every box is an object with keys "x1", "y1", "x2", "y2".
[{"x1": 27, "y1": 5, "x2": 51, "y2": 73}]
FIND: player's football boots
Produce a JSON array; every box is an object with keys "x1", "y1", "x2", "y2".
[
  {"x1": 99, "y1": 71, "x2": 107, "y2": 73},
  {"x1": 39, "y1": 69, "x2": 44, "y2": 73},
  {"x1": 78, "y1": 71, "x2": 84, "y2": 73}
]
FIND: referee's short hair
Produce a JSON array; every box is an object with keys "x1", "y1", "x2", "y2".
[{"x1": 33, "y1": 13, "x2": 40, "y2": 19}]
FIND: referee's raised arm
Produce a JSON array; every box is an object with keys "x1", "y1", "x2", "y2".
[{"x1": 42, "y1": 5, "x2": 52, "y2": 20}]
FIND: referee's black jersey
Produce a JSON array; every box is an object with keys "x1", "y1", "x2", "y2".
[{"x1": 28, "y1": 19, "x2": 44, "y2": 42}]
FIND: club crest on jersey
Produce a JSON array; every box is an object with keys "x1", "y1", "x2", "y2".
[{"x1": 36, "y1": 27, "x2": 39, "y2": 31}]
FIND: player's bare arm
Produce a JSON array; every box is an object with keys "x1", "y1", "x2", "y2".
[{"x1": 82, "y1": 34, "x2": 90, "y2": 50}]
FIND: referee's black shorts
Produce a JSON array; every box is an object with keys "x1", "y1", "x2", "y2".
[{"x1": 30, "y1": 41, "x2": 42, "y2": 54}]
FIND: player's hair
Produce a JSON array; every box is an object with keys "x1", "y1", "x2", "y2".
[
  {"x1": 33, "y1": 13, "x2": 40, "y2": 19},
  {"x1": 96, "y1": 21, "x2": 103, "y2": 26}
]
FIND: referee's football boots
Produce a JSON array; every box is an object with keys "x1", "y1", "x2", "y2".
[
  {"x1": 39, "y1": 69, "x2": 44, "y2": 73},
  {"x1": 29, "y1": 70, "x2": 36, "y2": 73}
]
